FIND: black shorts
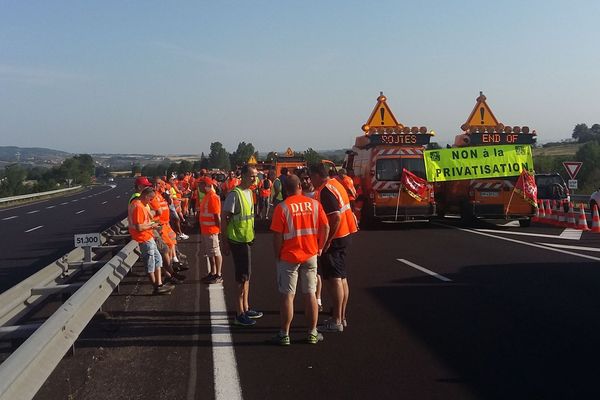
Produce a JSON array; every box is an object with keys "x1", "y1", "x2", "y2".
[
  {"x1": 229, "y1": 240, "x2": 252, "y2": 283},
  {"x1": 319, "y1": 236, "x2": 351, "y2": 280}
]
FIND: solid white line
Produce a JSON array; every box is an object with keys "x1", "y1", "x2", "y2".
[
  {"x1": 397, "y1": 258, "x2": 452, "y2": 282},
  {"x1": 558, "y1": 228, "x2": 583, "y2": 240},
  {"x1": 474, "y1": 228, "x2": 581, "y2": 240},
  {"x1": 101, "y1": 201, "x2": 108, "y2": 204},
  {"x1": 450, "y1": 225, "x2": 600, "y2": 262},
  {"x1": 25, "y1": 225, "x2": 43, "y2": 233},
  {"x1": 537, "y1": 243, "x2": 600, "y2": 253},
  {"x1": 2, "y1": 216, "x2": 18, "y2": 221},
  {"x1": 75, "y1": 209, "x2": 85, "y2": 214},
  {"x1": 46, "y1": 206, "x2": 55, "y2": 209},
  {"x1": 209, "y1": 259, "x2": 243, "y2": 400},
  {"x1": 26, "y1": 210, "x2": 40, "y2": 214}
]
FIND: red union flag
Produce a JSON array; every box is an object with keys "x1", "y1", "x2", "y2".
[
  {"x1": 401, "y1": 168, "x2": 428, "y2": 202},
  {"x1": 514, "y1": 169, "x2": 538, "y2": 207}
]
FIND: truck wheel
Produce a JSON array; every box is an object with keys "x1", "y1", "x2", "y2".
[
  {"x1": 460, "y1": 202, "x2": 475, "y2": 226},
  {"x1": 519, "y1": 218, "x2": 531, "y2": 227}
]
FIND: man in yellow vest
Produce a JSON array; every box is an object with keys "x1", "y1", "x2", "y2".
[{"x1": 222, "y1": 165, "x2": 263, "y2": 326}]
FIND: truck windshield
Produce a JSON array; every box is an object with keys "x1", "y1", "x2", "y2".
[{"x1": 376, "y1": 158, "x2": 426, "y2": 181}]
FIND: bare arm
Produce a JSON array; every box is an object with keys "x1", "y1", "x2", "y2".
[
  {"x1": 317, "y1": 223, "x2": 330, "y2": 256},
  {"x1": 273, "y1": 232, "x2": 283, "y2": 260},
  {"x1": 324, "y1": 212, "x2": 341, "y2": 252},
  {"x1": 220, "y1": 211, "x2": 233, "y2": 255}
]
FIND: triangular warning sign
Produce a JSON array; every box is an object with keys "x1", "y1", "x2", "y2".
[
  {"x1": 563, "y1": 161, "x2": 583, "y2": 179},
  {"x1": 247, "y1": 155, "x2": 257, "y2": 164},
  {"x1": 364, "y1": 93, "x2": 401, "y2": 129},
  {"x1": 284, "y1": 148, "x2": 294, "y2": 157},
  {"x1": 465, "y1": 92, "x2": 499, "y2": 127}
]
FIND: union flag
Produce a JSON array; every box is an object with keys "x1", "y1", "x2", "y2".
[
  {"x1": 401, "y1": 168, "x2": 428, "y2": 202},
  {"x1": 514, "y1": 169, "x2": 538, "y2": 207}
]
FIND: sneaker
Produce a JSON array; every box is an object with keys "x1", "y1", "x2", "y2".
[
  {"x1": 318, "y1": 318, "x2": 343, "y2": 332},
  {"x1": 307, "y1": 332, "x2": 324, "y2": 344},
  {"x1": 178, "y1": 233, "x2": 190, "y2": 240},
  {"x1": 342, "y1": 319, "x2": 348, "y2": 328},
  {"x1": 152, "y1": 284, "x2": 173, "y2": 295},
  {"x1": 233, "y1": 313, "x2": 256, "y2": 327},
  {"x1": 269, "y1": 333, "x2": 290, "y2": 346},
  {"x1": 211, "y1": 275, "x2": 224, "y2": 284},
  {"x1": 174, "y1": 273, "x2": 186, "y2": 281},
  {"x1": 174, "y1": 262, "x2": 190, "y2": 271},
  {"x1": 201, "y1": 273, "x2": 215, "y2": 283},
  {"x1": 245, "y1": 309, "x2": 263, "y2": 319}
]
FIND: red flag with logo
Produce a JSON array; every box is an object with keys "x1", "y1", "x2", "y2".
[
  {"x1": 514, "y1": 169, "x2": 538, "y2": 207},
  {"x1": 401, "y1": 168, "x2": 428, "y2": 202}
]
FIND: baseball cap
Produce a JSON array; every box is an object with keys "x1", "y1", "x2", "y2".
[
  {"x1": 135, "y1": 176, "x2": 152, "y2": 187},
  {"x1": 199, "y1": 176, "x2": 216, "y2": 186}
]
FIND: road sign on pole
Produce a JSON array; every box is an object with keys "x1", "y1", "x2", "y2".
[
  {"x1": 568, "y1": 179, "x2": 578, "y2": 190},
  {"x1": 563, "y1": 162, "x2": 583, "y2": 180}
]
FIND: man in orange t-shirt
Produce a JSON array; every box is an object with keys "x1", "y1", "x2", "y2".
[
  {"x1": 128, "y1": 187, "x2": 173, "y2": 295},
  {"x1": 270, "y1": 174, "x2": 329, "y2": 345},
  {"x1": 198, "y1": 176, "x2": 223, "y2": 284}
]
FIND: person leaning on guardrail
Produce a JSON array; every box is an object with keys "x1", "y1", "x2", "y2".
[{"x1": 128, "y1": 186, "x2": 174, "y2": 295}]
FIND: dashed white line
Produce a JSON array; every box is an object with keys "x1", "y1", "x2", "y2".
[
  {"x1": 2, "y1": 216, "x2": 18, "y2": 221},
  {"x1": 60, "y1": 202, "x2": 68, "y2": 205},
  {"x1": 71, "y1": 200, "x2": 78, "y2": 202},
  {"x1": 116, "y1": 196, "x2": 121, "y2": 199},
  {"x1": 75, "y1": 209, "x2": 85, "y2": 214},
  {"x1": 397, "y1": 258, "x2": 453, "y2": 282},
  {"x1": 46, "y1": 206, "x2": 55, "y2": 209},
  {"x1": 25, "y1": 225, "x2": 43, "y2": 233},
  {"x1": 101, "y1": 201, "x2": 108, "y2": 204},
  {"x1": 27, "y1": 210, "x2": 40, "y2": 214}
]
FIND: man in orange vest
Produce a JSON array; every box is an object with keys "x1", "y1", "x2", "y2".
[
  {"x1": 337, "y1": 168, "x2": 357, "y2": 203},
  {"x1": 198, "y1": 176, "x2": 223, "y2": 284},
  {"x1": 309, "y1": 163, "x2": 358, "y2": 332},
  {"x1": 128, "y1": 187, "x2": 173, "y2": 295},
  {"x1": 270, "y1": 174, "x2": 329, "y2": 345}
]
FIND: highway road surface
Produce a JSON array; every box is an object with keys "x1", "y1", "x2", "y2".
[
  {"x1": 0, "y1": 179, "x2": 133, "y2": 293},
  {"x1": 24, "y1": 216, "x2": 600, "y2": 400}
]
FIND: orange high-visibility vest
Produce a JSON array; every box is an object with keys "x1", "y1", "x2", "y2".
[
  {"x1": 315, "y1": 178, "x2": 358, "y2": 239},
  {"x1": 278, "y1": 195, "x2": 322, "y2": 262},
  {"x1": 199, "y1": 190, "x2": 221, "y2": 235},
  {"x1": 338, "y1": 175, "x2": 357, "y2": 201}
]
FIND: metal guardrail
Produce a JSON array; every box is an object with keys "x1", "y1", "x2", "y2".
[
  {"x1": 0, "y1": 219, "x2": 139, "y2": 400},
  {"x1": 0, "y1": 186, "x2": 82, "y2": 205}
]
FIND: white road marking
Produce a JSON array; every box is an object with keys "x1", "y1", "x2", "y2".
[
  {"x1": 116, "y1": 195, "x2": 121, "y2": 199},
  {"x1": 71, "y1": 200, "x2": 78, "y2": 202},
  {"x1": 558, "y1": 228, "x2": 583, "y2": 240},
  {"x1": 443, "y1": 224, "x2": 600, "y2": 262},
  {"x1": 2, "y1": 216, "x2": 18, "y2": 221},
  {"x1": 60, "y1": 202, "x2": 68, "y2": 205},
  {"x1": 46, "y1": 206, "x2": 55, "y2": 209},
  {"x1": 75, "y1": 209, "x2": 85, "y2": 214},
  {"x1": 537, "y1": 243, "x2": 600, "y2": 253},
  {"x1": 26, "y1": 210, "x2": 40, "y2": 214},
  {"x1": 25, "y1": 225, "x2": 43, "y2": 233},
  {"x1": 397, "y1": 258, "x2": 452, "y2": 282},
  {"x1": 474, "y1": 228, "x2": 581, "y2": 240},
  {"x1": 500, "y1": 220, "x2": 521, "y2": 227},
  {"x1": 101, "y1": 201, "x2": 108, "y2": 204}
]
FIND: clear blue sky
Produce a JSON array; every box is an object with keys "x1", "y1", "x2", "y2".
[{"x1": 1, "y1": 1, "x2": 599, "y2": 155}]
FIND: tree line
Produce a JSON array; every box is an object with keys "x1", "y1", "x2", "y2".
[
  {"x1": 0, "y1": 154, "x2": 95, "y2": 197},
  {"x1": 135, "y1": 141, "x2": 330, "y2": 178}
]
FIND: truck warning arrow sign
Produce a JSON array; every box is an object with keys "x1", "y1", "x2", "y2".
[{"x1": 562, "y1": 161, "x2": 583, "y2": 179}]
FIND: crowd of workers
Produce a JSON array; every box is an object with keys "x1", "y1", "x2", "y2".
[{"x1": 127, "y1": 163, "x2": 359, "y2": 345}]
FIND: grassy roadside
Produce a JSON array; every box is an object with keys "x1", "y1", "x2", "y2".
[{"x1": 0, "y1": 186, "x2": 87, "y2": 209}]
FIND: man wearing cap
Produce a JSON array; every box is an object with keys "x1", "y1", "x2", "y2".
[
  {"x1": 130, "y1": 176, "x2": 153, "y2": 203},
  {"x1": 198, "y1": 176, "x2": 223, "y2": 284}
]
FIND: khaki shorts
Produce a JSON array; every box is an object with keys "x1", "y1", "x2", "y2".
[
  {"x1": 277, "y1": 255, "x2": 317, "y2": 295},
  {"x1": 202, "y1": 234, "x2": 221, "y2": 257}
]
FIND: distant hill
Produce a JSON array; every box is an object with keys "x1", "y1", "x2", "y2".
[
  {"x1": 0, "y1": 146, "x2": 71, "y2": 162},
  {"x1": 533, "y1": 143, "x2": 581, "y2": 157}
]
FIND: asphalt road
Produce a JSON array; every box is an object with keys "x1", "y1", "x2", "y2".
[
  {"x1": 0, "y1": 179, "x2": 133, "y2": 293},
  {"x1": 27, "y1": 215, "x2": 600, "y2": 400}
]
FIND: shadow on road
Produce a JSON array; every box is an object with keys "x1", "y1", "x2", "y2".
[{"x1": 369, "y1": 261, "x2": 600, "y2": 399}]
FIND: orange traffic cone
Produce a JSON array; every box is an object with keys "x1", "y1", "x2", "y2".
[
  {"x1": 577, "y1": 204, "x2": 590, "y2": 231},
  {"x1": 567, "y1": 202, "x2": 576, "y2": 228},
  {"x1": 544, "y1": 199, "x2": 552, "y2": 224},
  {"x1": 591, "y1": 205, "x2": 600, "y2": 233},
  {"x1": 557, "y1": 201, "x2": 566, "y2": 227},
  {"x1": 538, "y1": 200, "x2": 546, "y2": 221}
]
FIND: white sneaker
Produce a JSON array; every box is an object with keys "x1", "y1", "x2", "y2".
[
  {"x1": 318, "y1": 318, "x2": 343, "y2": 332},
  {"x1": 178, "y1": 233, "x2": 189, "y2": 240}
]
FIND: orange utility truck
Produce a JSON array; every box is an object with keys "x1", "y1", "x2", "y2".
[
  {"x1": 433, "y1": 92, "x2": 537, "y2": 226},
  {"x1": 344, "y1": 92, "x2": 436, "y2": 226}
]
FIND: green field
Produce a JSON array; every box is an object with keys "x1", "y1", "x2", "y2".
[{"x1": 533, "y1": 143, "x2": 582, "y2": 157}]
